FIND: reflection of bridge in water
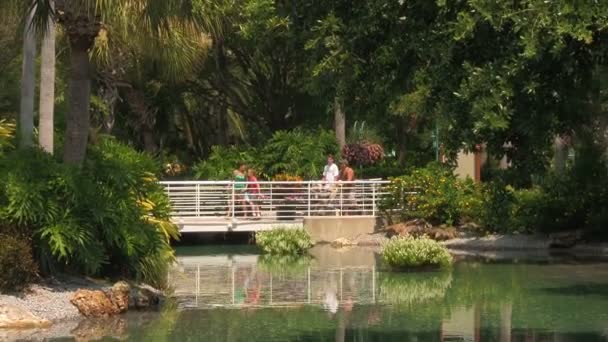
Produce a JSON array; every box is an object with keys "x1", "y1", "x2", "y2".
[{"x1": 169, "y1": 254, "x2": 378, "y2": 310}]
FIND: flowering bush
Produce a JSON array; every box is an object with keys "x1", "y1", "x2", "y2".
[
  {"x1": 382, "y1": 235, "x2": 453, "y2": 269},
  {"x1": 255, "y1": 227, "x2": 312, "y2": 255},
  {"x1": 342, "y1": 142, "x2": 384, "y2": 166}
]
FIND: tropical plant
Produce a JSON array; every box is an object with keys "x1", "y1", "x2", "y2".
[
  {"x1": 6, "y1": 0, "x2": 207, "y2": 164},
  {"x1": 260, "y1": 129, "x2": 339, "y2": 179},
  {"x1": 0, "y1": 119, "x2": 15, "y2": 153},
  {"x1": 382, "y1": 235, "x2": 453, "y2": 269},
  {"x1": 0, "y1": 138, "x2": 178, "y2": 287},
  {"x1": 192, "y1": 145, "x2": 259, "y2": 180},
  {"x1": 255, "y1": 227, "x2": 312, "y2": 255}
]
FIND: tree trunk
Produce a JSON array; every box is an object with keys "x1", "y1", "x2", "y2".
[
  {"x1": 553, "y1": 136, "x2": 567, "y2": 174},
  {"x1": 39, "y1": 3, "x2": 56, "y2": 154},
  {"x1": 19, "y1": 7, "x2": 36, "y2": 149},
  {"x1": 334, "y1": 96, "x2": 346, "y2": 149},
  {"x1": 62, "y1": 43, "x2": 91, "y2": 164}
]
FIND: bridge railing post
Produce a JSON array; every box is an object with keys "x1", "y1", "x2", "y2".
[
  {"x1": 196, "y1": 183, "x2": 200, "y2": 217},
  {"x1": 372, "y1": 183, "x2": 377, "y2": 217},
  {"x1": 307, "y1": 183, "x2": 311, "y2": 217},
  {"x1": 231, "y1": 181, "x2": 235, "y2": 220}
]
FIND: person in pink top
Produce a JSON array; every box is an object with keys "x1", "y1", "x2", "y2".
[{"x1": 245, "y1": 169, "x2": 263, "y2": 218}]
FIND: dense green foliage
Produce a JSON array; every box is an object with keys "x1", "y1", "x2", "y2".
[
  {"x1": 193, "y1": 129, "x2": 338, "y2": 180},
  {"x1": 383, "y1": 164, "x2": 480, "y2": 226},
  {"x1": 382, "y1": 236, "x2": 453, "y2": 269},
  {"x1": 0, "y1": 234, "x2": 38, "y2": 292},
  {"x1": 255, "y1": 227, "x2": 312, "y2": 255},
  {"x1": 0, "y1": 139, "x2": 178, "y2": 287}
]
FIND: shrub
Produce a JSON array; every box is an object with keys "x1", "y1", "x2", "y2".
[
  {"x1": 0, "y1": 234, "x2": 38, "y2": 292},
  {"x1": 255, "y1": 227, "x2": 312, "y2": 255},
  {"x1": 342, "y1": 142, "x2": 384, "y2": 166},
  {"x1": 382, "y1": 235, "x2": 453, "y2": 269},
  {"x1": 0, "y1": 138, "x2": 178, "y2": 288},
  {"x1": 383, "y1": 164, "x2": 481, "y2": 226}
]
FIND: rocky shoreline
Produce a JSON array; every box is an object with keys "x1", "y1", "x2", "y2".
[
  {"x1": 0, "y1": 275, "x2": 163, "y2": 335},
  {"x1": 328, "y1": 219, "x2": 608, "y2": 256}
]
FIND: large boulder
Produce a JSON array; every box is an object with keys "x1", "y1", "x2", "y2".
[
  {"x1": 0, "y1": 304, "x2": 51, "y2": 329},
  {"x1": 70, "y1": 290, "x2": 119, "y2": 318},
  {"x1": 108, "y1": 281, "x2": 130, "y2": 313}
]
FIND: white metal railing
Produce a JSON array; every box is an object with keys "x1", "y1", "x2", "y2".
[{"x1": 159, "y1": 179, "x2": 390, "y2": 220}]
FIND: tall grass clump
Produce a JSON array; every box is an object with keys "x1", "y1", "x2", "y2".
[
  {"x1": 255, "y1": 226, "x2": 312, "y2": 255},
  {"x1": 382, "y1": 235, "x2": 453, "y2": 269}
]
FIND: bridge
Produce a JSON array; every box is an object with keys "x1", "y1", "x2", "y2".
[{"x1": 160, "y1": 179, "x2": 390, "y2": 234}]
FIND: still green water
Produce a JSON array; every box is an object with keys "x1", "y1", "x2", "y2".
[{"x1": 69, "y1": 246, "x2": 608, "y2": 341}]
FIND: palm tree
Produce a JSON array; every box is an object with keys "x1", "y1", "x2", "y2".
[
  {"x1": 19, "y1": 5, "x2": 36, "y2": 149},
  {"x1": 39, "y1": 0, "x2": 56, "y2": 154},
  {"x1": 10, "y1": 0, "x2": 205, "y2": 164}
]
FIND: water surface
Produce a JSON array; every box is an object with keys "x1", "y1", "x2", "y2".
[{"x1": 19, "y1": 245, "x2": 608, "y2": 341}]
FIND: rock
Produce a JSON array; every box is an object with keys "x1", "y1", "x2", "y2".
[
  {"x1": 331, "y1": 237, "x2": 357, "y2": 247},
  {"x1": 459, "y1": 221, "x2": 481, "y2": 231},
  {"x1": 353, "y1": 233, "x2": 389, "y2": 246},
  {"x1": 0, "y1": 304, "x2": 52, "y2": 329},
  {"x1": 549, "y1": 230, "x2": 583, "y2": 248},
  {"x1": 108, "y1": 281, "x2": 130, "y2": 314},
  {"x1": 385, "y1": 219, "x2": 457, "y2": 241},
  {"x1": 129, "y1": 285, "x2": 162, "y2": 310},
  {"x1": 70, "y1": 290, "x2": 119, "y2": 318},
  {"x1": 385, "y1": 219, "x2": 431, "y2": 237}
]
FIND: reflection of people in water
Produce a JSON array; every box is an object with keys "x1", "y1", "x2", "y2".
[
  {"x1": 246, "y1": 277, "x2": 261, "y2": 305},
  {"x1": 323, "y1": 277, "x2": 339, "y2": 315}
]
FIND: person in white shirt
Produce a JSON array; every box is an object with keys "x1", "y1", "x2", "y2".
[{"x1": 322, "y1": 155, "x2": 339, "y2": 185}]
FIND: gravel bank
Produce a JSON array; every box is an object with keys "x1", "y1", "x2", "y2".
[{"x1": 0, "y1": 277, "x2": 107, "y2": 323}]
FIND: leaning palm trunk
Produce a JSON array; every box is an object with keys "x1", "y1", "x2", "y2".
[
  {"x1": 19, "y1": 5, "x2": 36, "y2": 149},
  {"x1": 39, "y1": 0, "x2": 56, "y2": 154}
]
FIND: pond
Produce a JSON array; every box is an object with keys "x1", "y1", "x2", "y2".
[{"x1": 17, "y1": 245, "x2": 608, "y2": 341}]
